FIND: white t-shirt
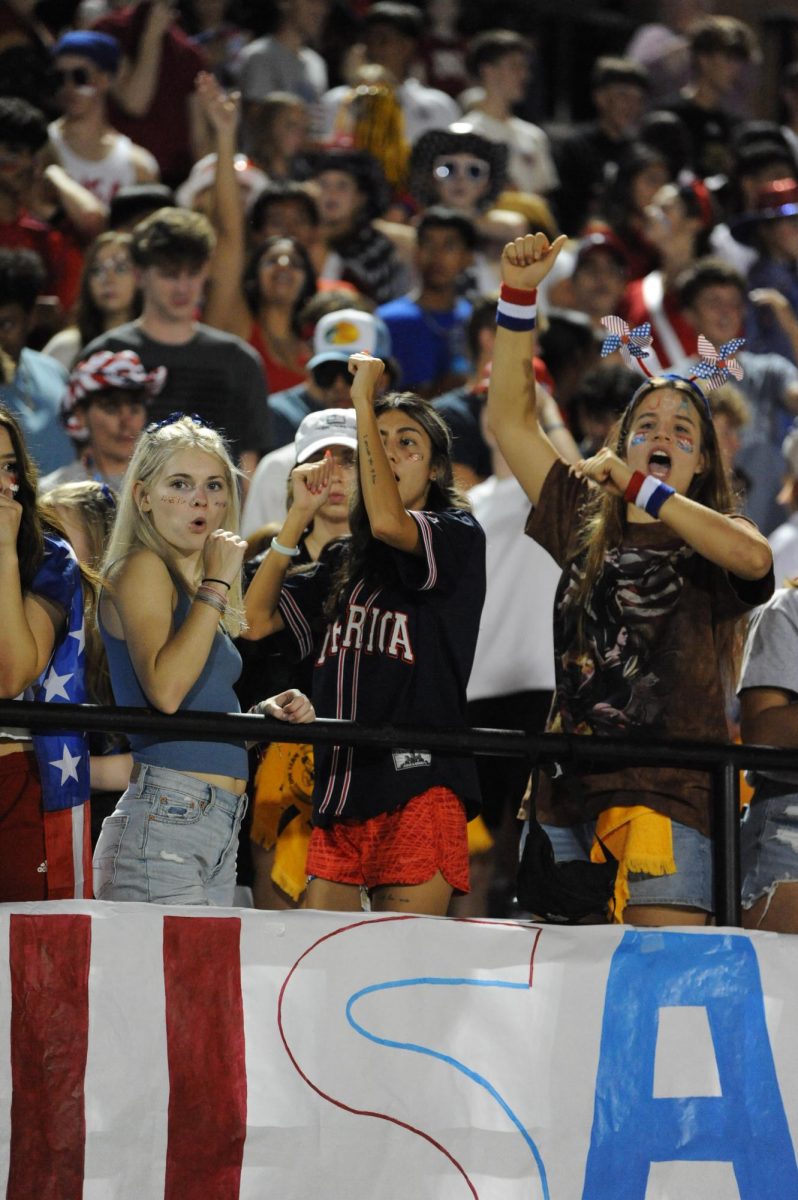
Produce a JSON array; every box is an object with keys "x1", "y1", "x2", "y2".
[
  {"x1": 241, "y1": 441, "x2": 295, "y2": 538},
  {"x1": 462, "y1": 109, "x2": 558, "y2": 195},
  {"x1": 769, "y1": 512, "x2": 798, "y2": 587},
  {"x1": 466, "y1": 474, "x2": 560, "y2": 700},
  {"x1": 320, "y1": 76, "x2": 460, "y2": 145}
]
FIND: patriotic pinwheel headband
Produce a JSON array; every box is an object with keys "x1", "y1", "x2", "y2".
[
  {"x1": 599, "y1": 315, "x2": 745, "y2": 417},
  {"x1": 63, "y1": 351, "x2": 166, "y2": 441}
]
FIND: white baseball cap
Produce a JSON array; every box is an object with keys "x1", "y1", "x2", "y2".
[
  {"x1": 307, "y1": 308, "x2": 392, "y2": 371},
  {"x1": 294, "y1": 408, "x2": 358, "y2": 464}
]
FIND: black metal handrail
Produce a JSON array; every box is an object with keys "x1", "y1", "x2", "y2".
[{"x1": 9, "y1": 700, "x2": 795, "y2": 926}]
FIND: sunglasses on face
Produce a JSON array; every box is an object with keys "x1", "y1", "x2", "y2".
[
  {"x1": 54, "y1": 67, "x2": 92, "y2": 88},
  {"x1": 433, "y1": 157, "x2": 491, "y2": 182},
  {"x1": 311, "y1": 360, "x2": 351, "y2": 389}
]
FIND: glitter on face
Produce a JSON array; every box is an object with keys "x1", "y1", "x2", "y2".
[
  {"x1": 675, "y1": 435, "x2": 695, "y2": 455},
  {"x1": 630, "y1": 433, "x2": 647, "y2": 447}
]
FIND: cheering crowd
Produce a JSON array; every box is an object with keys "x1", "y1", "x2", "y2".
[{"x1": 1, "y1": 0, "x2": 798, "y2": 931}]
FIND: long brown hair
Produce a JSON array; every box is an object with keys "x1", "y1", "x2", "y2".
[
  {"x1": 571, "y1": 377, "x2": 743, "y2": 695},
  {"x1": 75, "y1": 232, "x2": 140, "y2": 350},
  {"x1": 324, "y1": 392, "x2": 469, "y2": 621},
  {"x1": 0, "y1": 406, "x2": 44, "y2": 592}
]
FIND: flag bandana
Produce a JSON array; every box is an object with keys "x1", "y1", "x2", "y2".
[{"x1": 29, "y1": 535, "x2": 91, "y2": 897}]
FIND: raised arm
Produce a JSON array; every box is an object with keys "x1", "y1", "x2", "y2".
[
  {"x1": 348, "y1": 351, "x2": 422, "y2": 553},
  {"x1": 112, "y1": 0, "x2": 176, "y2": 116},
  {"x1": 196, "y1": 72, "x2": 250, "y2": 338},
  {"x1": 243, "y1": 457, "x2": 332, "y2": 640},
  {"x1": 111, "y1": 533, "x2": 246, "y2": 713},
  {"x1": 486, "y1": 232, "x2": 567, "y2": 506}
]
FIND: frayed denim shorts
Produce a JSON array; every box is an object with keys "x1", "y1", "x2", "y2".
[
  {"x1": 93, "y1": 762, "x2": 248, "y2": 906},
  {"x1": 540, "y1": 817, "x2": 714, "y2": 913},
  {"x1": 741, "y1": 779, "x2": 798, "y2": 909}
]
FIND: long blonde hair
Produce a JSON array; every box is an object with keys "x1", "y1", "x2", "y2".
[{"x1": 102, "y1": 415, "x2": 246, "y2": 636}]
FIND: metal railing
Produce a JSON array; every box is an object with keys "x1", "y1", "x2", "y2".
[{"x1": 7, "y1": 700, "x2": 797, "y2": 926}]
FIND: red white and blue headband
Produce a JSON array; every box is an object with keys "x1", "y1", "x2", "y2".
[{"x1": 600, "y1": 316, "x2": 745, "y2": 417}]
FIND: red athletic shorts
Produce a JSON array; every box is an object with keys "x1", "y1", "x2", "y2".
[
  {"x1": 0, "y1": 749, "x2": 47, "y2": 902},
  {"x1": 306, "y1": 787, "x2": 470, "y2": 893}
]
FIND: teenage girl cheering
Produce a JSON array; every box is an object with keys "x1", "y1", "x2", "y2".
[
  {"x1": 93, "y1": 414, "x2": 314, "y2": 906},
  {"x1": 488, "y1": 233, "x2": 774, "y2": 926},
  {"x1": 244, "y1": 356, "x2": 486, "y2": 916}
]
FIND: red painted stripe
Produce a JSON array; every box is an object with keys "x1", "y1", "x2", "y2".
[
  {"x1": 7, "y1": 913, "x2": 91, "y2": 1200},
  {"x1": 163, "y1": 917, "x2": 246, "y2": 1200}
]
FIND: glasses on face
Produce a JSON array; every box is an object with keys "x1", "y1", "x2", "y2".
[
  {"x1": 311, "y1": 361, "x2": 351, "y2": 389},
  {"x1": 54, "y1": 67, "x2": 92, "y2": 88},
  {"x1": 260, "y1": 251, "x2": 305, "y2": 272},
  {"x1": 89, "y1": 257, "x2": 133, "y2": 279},
  {"x1": 433, "y1": 157, "x2": 491, "y2": 183}
]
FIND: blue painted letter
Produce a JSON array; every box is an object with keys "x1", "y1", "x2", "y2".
[{"x1": 582, "y1": 930, "x2": 798, "y2": 1198}]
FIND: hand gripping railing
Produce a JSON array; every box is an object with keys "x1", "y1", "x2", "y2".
[{"x1": 6, "y1": 699, "x2": 794, "y2": 926}]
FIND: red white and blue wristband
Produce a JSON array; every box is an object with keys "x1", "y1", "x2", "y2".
[
  {"x1": 623, "y1": 470, "x2": 674, "y2": 518},
  {"x1": 497, "y1": 284, "x2": 537, "y2": 332}
]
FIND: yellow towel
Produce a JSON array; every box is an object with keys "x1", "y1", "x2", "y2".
[{"x1": 591, "y1": 806, "x2": 676, "y2": 923}]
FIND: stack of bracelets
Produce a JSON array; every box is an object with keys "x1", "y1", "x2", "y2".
[
  {"x1": 195, "y1": 576, "x2": 230, "y2": 616},
  {"x1": 623, "y1": 470, "x2": 675, "y2": 518}
]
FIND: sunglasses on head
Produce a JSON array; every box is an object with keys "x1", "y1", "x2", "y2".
[
  {"x1": 54, "y1": 66, "x2": 92, "y2": 88},
  {"x1": 433, "y1": 157, "x2": 491, "y2": 182},
  {"x1": 311, "y1": 359, "x2": 352, "y2": 389}
]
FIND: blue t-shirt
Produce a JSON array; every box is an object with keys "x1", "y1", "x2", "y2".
[
  {"x1": 377, "y1": 295, "x2": 471, "y2": 393},
  {"x1": 0, "y1": 348, "x2": 73, "y2": 476}
]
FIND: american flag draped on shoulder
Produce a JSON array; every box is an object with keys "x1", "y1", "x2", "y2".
[{"x1": 29, "y1": 535, "x2": 91, "y2": 898}]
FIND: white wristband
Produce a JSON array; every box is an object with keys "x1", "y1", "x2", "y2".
[{"x1": 271, "y1": 536, "x2": 300, "y2": 558}]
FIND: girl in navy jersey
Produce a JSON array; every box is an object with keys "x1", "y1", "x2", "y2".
[
  {"x1": 245, "y1": 355, "x2": 486, "y2": 915},
  {"x1": 489, "y1": 232, "x2": 774, "y2": 927}
]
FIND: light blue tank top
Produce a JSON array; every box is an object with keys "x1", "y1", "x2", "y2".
[{"x1": 100, "y1": 587, "x2": 249, "y2": 779}]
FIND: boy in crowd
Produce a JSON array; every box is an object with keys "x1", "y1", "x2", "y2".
[
  {"x1": 81, "y1": 206, "x2": 269, "y2": 476},
  {"x1": 462, "y1": 29, "x2": 558, "y2": 198},
  {"x1": 0, "y1": 248, "x2": 73, "y2": 475},
  {"x1": 377, "y1": 207, "x2": 475, "y2": 397}
]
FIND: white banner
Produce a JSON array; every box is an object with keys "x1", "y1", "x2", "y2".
[{"x1": 0, "y1": 902, "x2": 796, "y2": 1199}]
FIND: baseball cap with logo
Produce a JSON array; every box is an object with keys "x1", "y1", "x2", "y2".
[
  {"x1": 307, "y1": 308, "x2": 392, "y2": 371},
  {"x1": 294, "y1": 408, "x2": 358, "y2": 464}
]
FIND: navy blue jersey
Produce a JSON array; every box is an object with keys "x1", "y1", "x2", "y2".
[{"x1": 278, "y1": 508, "x2": 486, "y2": 826}]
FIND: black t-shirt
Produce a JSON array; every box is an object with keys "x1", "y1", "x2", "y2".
[{"x1": 82, "y1": 322, "x2": 270, "y2": 459}]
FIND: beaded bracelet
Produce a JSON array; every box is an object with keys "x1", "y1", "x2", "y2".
[
  {"x1": 202, "y1": 577, "x2": 231, "y2": 590},
  {"x1": 496, "y1": 284, "x2": 537, "y2": 332},
  {"x1": 624, "y1": 470, "x2": 674, "y2": 518},
  {"x1": 271, "y1": 536, "x2": 300, "y2": 557}
]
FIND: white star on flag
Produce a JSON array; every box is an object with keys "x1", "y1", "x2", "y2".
[
  {"x1": 49, "y1": 744, "x2": 81, "y2": 785},
  {"x1": 68, "y1": 621, "x2": 86, "y2": 655},
  {"x1": 42, "y1": 669, "x2": 73, "y2": 702}
]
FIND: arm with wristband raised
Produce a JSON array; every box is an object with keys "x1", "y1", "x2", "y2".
[
  {"x1": 487, "y1": 233, "x2": 568, "y2": 507},
  {"x1": 242, "y1": 455, "x2": 333, "y2": 640}
]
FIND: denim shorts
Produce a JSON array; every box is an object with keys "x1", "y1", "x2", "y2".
[
  {"x1": 741, "y1": 780, "x2": 798, "y2": 909},
  {"x1": 93, "y1": 762, "x2": 248, "y2": 906},
  {"x1": 540, "y1": 816, "x2": 714, "y2": 913}
]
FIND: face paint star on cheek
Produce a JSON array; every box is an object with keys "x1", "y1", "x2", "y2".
[
  {"x1": 407, "y1": 452, "x2": 424, "y2": 462},
  {"x1": 675, "y1": 435, "x2": 695, "y2": 455},
  {"x1": 630, "y1": 433, "x2": 647, "y2": 447}
]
